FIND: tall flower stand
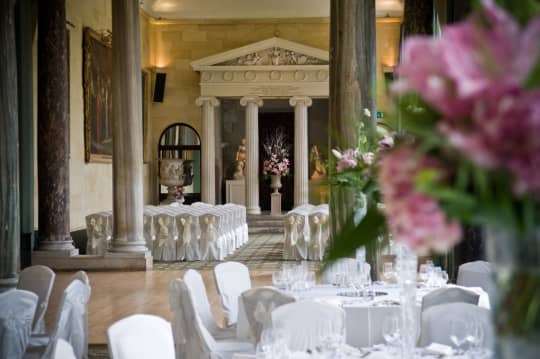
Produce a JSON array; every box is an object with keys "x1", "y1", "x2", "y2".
[{"x1": 270, "y1": 175, "x2": 282, "y2": 216}]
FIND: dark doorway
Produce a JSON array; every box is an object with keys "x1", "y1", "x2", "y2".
[{"x1": 259, "y1": 112, "x2": 295, "y2": 211}]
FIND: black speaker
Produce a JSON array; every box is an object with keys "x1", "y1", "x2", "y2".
[{"x1": 153, "y1": 72, "x2": 166, "y2": 102}]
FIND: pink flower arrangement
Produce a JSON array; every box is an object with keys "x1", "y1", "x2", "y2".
[
  {"x1": 394, "y1": 0, "x2": 540, "y2": 196},
  {"x1": 379, "y1": 146, "x2": 462, "y2": 254},
  {"x1": 263, "y1": 156, "x2": 290, "y2": 177},
  {"x1": 262, "y1": 129, "x2": 290, "y2": 177}
]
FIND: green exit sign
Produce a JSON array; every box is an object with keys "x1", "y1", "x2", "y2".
[{"x1": 377, "y1": 111, "x2": 384, "y2": 119}]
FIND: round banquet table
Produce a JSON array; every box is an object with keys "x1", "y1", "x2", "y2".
[{"x1": 236, "y1": 283, "x2": 490, "y2": 349}]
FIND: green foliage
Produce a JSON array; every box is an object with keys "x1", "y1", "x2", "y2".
[{"x1": 496, "y1": 0, "x2": 540, "y2": 25}]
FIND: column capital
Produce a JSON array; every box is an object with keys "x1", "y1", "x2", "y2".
[
  {"x1": 289, "y1": 96, "x2": 313, "y2": 108},
  {"x1": 240, "y1": 96, "x2": 263, "y2": 107},
  {"x1": 195, "y1": 96, "x2": 220, "y2": 107}
]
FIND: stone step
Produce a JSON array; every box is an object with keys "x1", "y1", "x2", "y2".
[
  {"x1": 248, "y1": 226, "x2": 284, "y2": 234},
  {"x1": 247, "y1": 219, "x2": 284, "y2": 227}
]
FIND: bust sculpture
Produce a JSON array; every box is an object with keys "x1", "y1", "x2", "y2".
[{"x1": 233, "y1": 138, "x2": 247, "y2": 179}]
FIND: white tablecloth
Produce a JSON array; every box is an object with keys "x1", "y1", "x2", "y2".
[{"x1": 236, "y1": 284, "x2": 490, "y2": 349}]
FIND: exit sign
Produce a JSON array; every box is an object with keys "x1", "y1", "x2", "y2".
[{"x1": 376, "y1": 111, "x2": 384, "y2": 119}]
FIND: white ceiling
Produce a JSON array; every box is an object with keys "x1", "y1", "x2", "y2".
[{"x1": 140, "y1": 0, "x2": 403, "y2": 20}]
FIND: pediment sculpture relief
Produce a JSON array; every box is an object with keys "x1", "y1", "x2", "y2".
[{"x1": 217, "y1": 47, "x2": 327, "y2": 66}]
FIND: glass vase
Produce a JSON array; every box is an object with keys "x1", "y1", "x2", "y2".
[
  {"x1": 486, "y1": 227, "x2": 540, "y2": 358},
  {"x1": 396, "y1": 243, "x2": 418, "y2": 359}
]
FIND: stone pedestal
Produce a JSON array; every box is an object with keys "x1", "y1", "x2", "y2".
[
  {"x1": 226, "y1": 179, "x2": 245, "y2": 205},
  {"x1": 240, "y1": 96, "x2": 263, "y2": 215},
  {"x1": 271, "y1": 193, "x2": 282, "y2": 216}
]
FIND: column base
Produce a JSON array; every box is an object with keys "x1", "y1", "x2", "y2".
[
  {"x1": 32, "y1": 250, "x2": 153, "y2": 271},
  {"x1": 108, "y1": 240, "x2": 149, "y2": 254},
  {"x1": 0, "y1": 278, "x2": 19, "y2": 292},
  {"x1": 247, "y1": 206, "x2": 262, "y2": 215},
  {"x1": 37, "y1": 238, "x2": 77, "y2": 252}
]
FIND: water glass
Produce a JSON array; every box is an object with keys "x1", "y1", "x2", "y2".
[
  {"x1": 382, "y1": 262, "x2": 395, "y2": 283},
  {"x1": 382, "y1": 315, "x2": 402, "y2": 354},
  {"x1": 449, "y1": 319, "x2": 469, "y2": 352}
]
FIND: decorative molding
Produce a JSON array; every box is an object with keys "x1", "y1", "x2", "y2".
[
  {"x1": 192, "y1": 38, "x2": 330, "y2": 98},
  {"x1": 191, "y1": 37, "x2": 328, "y2": 69},
  {"x1": 240, "y1": 96, "x2": 263, "y2": 107},
  {"x1": 216, "y1": 47, "x2": 327, "y2": 66},
  {"x1": 148, "y1": 17, "x2": 331, "y2": 26},
  {"x1": 195, "y1": 96, "x2": 220, "y2": 107},
  {"x1": 289, "y1": 96, "x2": 313, "y2": 107}
]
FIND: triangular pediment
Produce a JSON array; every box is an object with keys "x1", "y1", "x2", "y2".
[{"x1": 191, "y1": 37, "x2": 328, "y2": 70}]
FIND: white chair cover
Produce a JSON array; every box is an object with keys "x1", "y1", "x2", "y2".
[
  {"x1": 53, "y1": 339, "x2": 76, "y2": 359},
  {"x1": 272, "y1": 301, "x2": 345, "y2": 352},
  {"x1": 421, "y1": 287, "x2": 480, "y2": 313},
  {"x1": 154, "y1": 213, "x2": 177, "y2": 261},
  {"x1": 70, "y1": 271, "x2": 89, "y2": 359},
  {"x1": 308, "y1": 212, "x2": 329, "y2": 261},
  {"x1": 418, "y1": 302, "x2": 494, "y2": 348},
  {"x1": 27, "y1": 278, "x2": 92, "y2": 359},
  {"x1": 176, "y1": 214, "x2": 200, "y2": 261},
  {"x1": 457, "y1": 261, "x2": 495, "y2": 299},
  {"x1": 0, "y1": 289, "x2": 38, "y2": 359},
  {"x1": 85, "y1": 212, "x2": 112, "y2": 255},
  {"x1": 17, "y1": 265, "x2": 56, "y2": 334},
  {"x1": 107, "y1": 314, "x2": 175, "y2": 359},
  {"x1": 213, "y1": 262, "x2": 252, "y2": 327},
  {"x1": 183, "y1": 270, "x2": 235, "y2": 339},
  {"x1": 170, "y1": 279, "x2": 254, "y2": 359},
  {"x1": 200, "y1": 214, "x2": 223, "y2": 260},
  {"x1": 240, "y1": 287, "x2": 295, "y2": 344}
]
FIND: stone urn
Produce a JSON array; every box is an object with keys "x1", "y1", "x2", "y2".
[
  {"x1": 159, "y1": 159, "x2": 192, "y2": 203},
  {"x1": 270, "y1": 175, "x2": 282, "y2": 194}
]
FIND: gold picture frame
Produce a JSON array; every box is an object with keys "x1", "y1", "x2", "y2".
[{"x1": 83, "y1": 27, "x2": 113, "y2": 163}]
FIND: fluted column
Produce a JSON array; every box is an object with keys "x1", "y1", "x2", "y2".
[
  {"x1": 196, "y1": 96, "x2": 220, "y2": 205},
  {"x1": 0, "y1": 0, "x2": 20, "y2": 290},
  {"x1": 240, "y1": 96, "x2": 263, "y2": 215},
  {"x1": 290, "y1": 96, "x2": 312, "y2": 207},
  {"x1": 330, "y1": 0, "x2": 376, "y2": 238},
  {"x1": 36, "y1": 0, "x2": 75, "y2": 252},
  {"x1": 109, "y1": 0, "x2": 147, "y2": 253}
]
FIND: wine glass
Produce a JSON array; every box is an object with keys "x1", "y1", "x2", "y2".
[
  {"x1": 256, "y1": 328, "x2": 276, "y2": 358},
  {"x1": 449, "y1": 319, "x2": 469, "y2": 353},
  {"x1": 382, "y1": 315, "x2": 402, "y2": 354},
  {"x1": 272, "y1": 271, "x2": 285, "y2": 289},
  {"x1": 465, "y1": 320, "x2": 485, "y2": 355}
]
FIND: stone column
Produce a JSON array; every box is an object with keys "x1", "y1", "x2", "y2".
[
  {"x1": 240, "y1": 96, "x2": 263, "y2": 215},
  {"x1": 289, "y1": 96, "x2": 312, "y2": 207},
  {"x1": 196, "y1": 96, "x2": 220, "y2": 205},
  {"x1": 0, "y1": 0, "x2": 20, "y2": 290},
  {"x1": 36, "y1": 0, "x2": 75, "y2": 253},
  {"x1": 109, "y1": 0, "x2": 147, "y2": 253},
  {"x1": 329, "y1": 0, "x2": 376, "y2": 242}
]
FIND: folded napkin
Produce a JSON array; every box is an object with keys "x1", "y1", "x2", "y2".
[{"x1": 425, "y1": 343, "x2": 454, "y2": 356}]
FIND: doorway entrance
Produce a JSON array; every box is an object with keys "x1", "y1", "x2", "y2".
[{"x1": 259, "y1": 112, "x2": 295, "y2": 212}]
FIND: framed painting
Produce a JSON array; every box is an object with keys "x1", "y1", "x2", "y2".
[{"x1": 84, "y1": 27, "x2": 113, "y2": 163}]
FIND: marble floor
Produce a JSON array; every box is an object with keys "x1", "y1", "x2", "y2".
[{"x1": 44, "y1": 269, "x2": 273, "y2": 345}]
